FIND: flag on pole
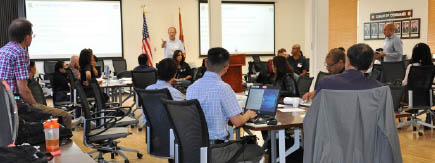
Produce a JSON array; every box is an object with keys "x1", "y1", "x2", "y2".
[
  {"x1": 178, "y1": 8, "x2": 184, "y2": 42},
  {"x1": 142, "y1": 11, "x2": 153, "y2": 66}
]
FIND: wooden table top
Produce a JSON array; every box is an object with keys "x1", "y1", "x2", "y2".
[{"x1": 244, "y1": 108, "x2": 307, "y2": 131}]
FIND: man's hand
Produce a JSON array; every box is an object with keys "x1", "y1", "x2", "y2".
[
  {"x1": 229, "y1": 110, "x2": 257, "y2": 127},
  {"x1": 244, "y1": 110, "x2": 257, "y2": 119},
  {"x1": 161, "y1": 39, "x2": 167, "y2": 48},
  {"x1": 302, "y1": 91, "x2": 315, "y2": 101}
]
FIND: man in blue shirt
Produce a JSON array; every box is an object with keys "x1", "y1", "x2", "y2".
[
  {"x1": 146, "y1": 58, "x2": 184, "y2": 101},
  {"x1": 288, "y1": 44, "x2": 309, "y2": 76},
  {"x1": 377, "y1": 24, "x2": 403, "y2": 62},
  {"x1": 187, "y1": 47, "x2": 263, "y2": 162},
  {"x1": 133, "y1": 54, "x2": 156, "y2": 71}
]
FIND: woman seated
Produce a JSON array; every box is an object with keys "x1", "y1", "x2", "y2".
[
  {"x1": 402, "y1": 43, "x2": 434, "y2": 86},
  {"x1": 172, "y1": 50, "x2": 192, "y2": 85},
  {"x1": 272, "y1": 56, "x2": 299, "y2": 98},
  {"x1": 52, "y1": 61, "x2": 70, "y2": 103},
  {"x1": 79, "y1": 48, "x2": 108, "y2": 101}
]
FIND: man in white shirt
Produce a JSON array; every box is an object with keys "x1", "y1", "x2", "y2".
[{"x1": 161, "y1": 27, "x2": 185, "y2": 58}]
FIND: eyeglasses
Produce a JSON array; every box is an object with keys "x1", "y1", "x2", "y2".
[{"x1": 324, "y1": 61, "x2": 338, "y2": 68}]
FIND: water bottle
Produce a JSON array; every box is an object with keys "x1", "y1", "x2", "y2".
[{"x1": 44, "y1": 119, "x2": 60, "y2": 153}]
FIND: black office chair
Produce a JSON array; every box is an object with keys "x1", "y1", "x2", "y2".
[
  {"x1": 314, "y1": 71, "x2": 330, "y2": 90},
  {"x1": 297, "y1": 76, "x2": 314, "y2": 98},
  {"x1": 112, "y1": 58, "x2": 127, "y2": 76},
  {"x1": 402, "y1": 66, "x2": 435, "y2": 135},
  {"x1": 90, "y1": 80, "x2": 138, "y2": 127},
  {"x1": 75, "y1": 80, "x2": 143, "y2": 163},
  {"x1": 28, "y1": 78, "x2": 48, "y2": 106},
  {"x1": 381, "y1": 61, "x2": 405, "y2": 84},
  {"x1": 135, "y1": 88, "x2": 175, "y2": 160},
  {"x1": 368, "y1": 69, "x2": 382, "y2": 81},
  {"x1": 161, "y1": 99, "x2": 210, "y2": 163},
  {"x1": 131, "y1": 70, "x2": 157, "y2": 89},
  {"x1": 96, "y1": 60, "x2": 104, "y2": 69},
  {"x1": 41, "y1": 61, "x2": 57, "y2": 91},
  {"x1": 116, "y1": 71, "x2": 131, "y2": 79}
]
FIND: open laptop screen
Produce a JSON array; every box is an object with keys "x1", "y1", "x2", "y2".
[{"x1": 245, "y1": 87, "x2": 280, "y2": 115}]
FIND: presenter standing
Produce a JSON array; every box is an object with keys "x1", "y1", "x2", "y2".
[
  {"x1": 161, "y1": 27, "x2": 185, "y2": 59},
  {"x1": 376, "y1": 24, "x2": 403, "y2": 62}
]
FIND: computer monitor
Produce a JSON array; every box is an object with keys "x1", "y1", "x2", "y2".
[{"x1": 245, "y1": 86, "x2": 280, "y2": 116}]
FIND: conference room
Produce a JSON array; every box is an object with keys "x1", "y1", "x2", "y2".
[{"x1": 0, "y1": 0, "x2": 434, "y2": 162}]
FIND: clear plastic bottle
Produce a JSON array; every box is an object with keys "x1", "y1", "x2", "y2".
[{"x1": 44, "y1": 119, "x2": 60, "y2": 152}]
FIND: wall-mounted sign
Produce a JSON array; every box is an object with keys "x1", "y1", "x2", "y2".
[{"x1": 370, "y1": 10, "x2": 413, "y2": 21}]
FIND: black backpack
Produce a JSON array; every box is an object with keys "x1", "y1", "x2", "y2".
[
  {"x1": 15, "y1": 118, "x2": 73, "y2": 145},
  {"x1": 0, "y1": 145, "x2": 53, "y2": 163}
]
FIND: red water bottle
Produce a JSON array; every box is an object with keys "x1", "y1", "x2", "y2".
[{"x1": 44, "y1": 119, "x2": 60, "y2": 153}]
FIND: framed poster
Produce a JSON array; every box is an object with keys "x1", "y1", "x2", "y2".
[
  {"x1": 371, "y1": 22, "x2": 378, "y2": 39},
  {"x1": 410, "y1": 18, "x2": 420, "y2": 38},
  {"x1": 401, "y1": 20, "x2": 410, "y2": 38},
  {"x1": 393, "y1": 21, "x2": 401, "y2": 35},
  {"x1": 378, "y1": 22, "x2": 386, "y2": 39},
  {"x1": 364, "y1": 23, "x2": 371, "y2": 40}
]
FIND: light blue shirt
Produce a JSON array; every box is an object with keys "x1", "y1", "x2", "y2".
[
  {"x1": 186, "y1": 71, "x2": 242, "y2": 140},
  {"x1": 145, "y1": 80, "x2": 185, "y2": 101},
  {"x1": 383, "y1": 34, "x2": 403, "y2": 62},
  {"x1": 164, "y1": 38, "x2": 184, "y2": 59}
]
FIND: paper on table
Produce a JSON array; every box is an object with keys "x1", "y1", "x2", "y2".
[{"x1": 279, "y1": 108, "x2": 306, "y2": 112}]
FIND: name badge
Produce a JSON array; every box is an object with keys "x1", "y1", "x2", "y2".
[{"x1": 297, "y1": 63, "x2": 302, "y2": 68}]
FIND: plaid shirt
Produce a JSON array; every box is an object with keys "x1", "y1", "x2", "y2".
[
  {"x1": 186, "y1": 71, "x2": 242, "y2": 140},
  {"x1": 0, "y1": 41, "x2": 30, "y2": 93}
]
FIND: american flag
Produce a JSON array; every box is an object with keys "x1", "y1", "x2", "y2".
[{"x1": 142, "y1": 11, "x2": 153, "y2": 66}]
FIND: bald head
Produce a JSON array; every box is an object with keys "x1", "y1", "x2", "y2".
[{"x1": 384, "y1": 24, "x2": 395, "y2": 37}]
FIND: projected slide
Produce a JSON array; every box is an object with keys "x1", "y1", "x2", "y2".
[
  {"x1": 200, "y1": 3, "x2": 275, "y2": 55},
  {"x1": 25, "y1": 0, "x2": 122, "y2": 59}
]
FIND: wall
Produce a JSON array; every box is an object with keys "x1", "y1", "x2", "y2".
[
  {"x1": 428, "y1": 0, "x2": 435, "y2": 51},
  {"x1": 122, "y1": 0, "x2": 306, "y2": 73},
  {"x1": 357, "y1": 0, "x2": 428, "y2": 57},
  {"x1": 329, "y1": 0, "x2": 357, "y2": 50}
]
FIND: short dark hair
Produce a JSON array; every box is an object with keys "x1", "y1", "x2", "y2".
[
  {"x1": 79, "y1": 48, "x2": 93, "y2": 68},
  {"x1": 157, "y1": 58, "x2": 177, "y2": 81},
  {"x1": 347, "y1": 43, "x2": 374, "y2": 71},
  {"x1": 8, "y1": 18, "x2": 33, "y2": 43},
  {"x1": 138, "y1": 54, "x2": 149, "y2": 65},
  {"x1": 277, "y1": 48, "x2": 286, "y2": 55},
  {"x1": 55, "y1": 61, "x2": 65, "y2": 72},
  {"x1": 207, "y1": 47, "x2": 230, "y2": 71},
  {"x1": 30, "y1": 61, "x2": 35, "y2": 68},
  {"x1": 327, "y1": 48, "x2": 345, "y2": 63},
  {"x1": 172, "y1": 50, "x2": 185, "y2": 63},
  {"x1": 338, "y1": 47, "x2": 345, "y2": 52}
]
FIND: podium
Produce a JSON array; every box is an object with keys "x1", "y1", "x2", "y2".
[{"x1": 222, "y1": 54, "x2": 245, "y2": 93}]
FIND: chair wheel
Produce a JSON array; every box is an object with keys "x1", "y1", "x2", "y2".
[
  {"x1": 111, "y1": 153, "x2": 115, "y2": 159},
  {"x1": 137, "y1": 153, "x2": 143, "y2": 159},
  {"x1": 413, "y1": 126, "x2": 417, "y2": 131},
  {"x1": 124, "y1": 160, "x2": 130, "y2": 163},
  {"x1": 418, "y1": 132, "x2": 423, "y2": 136},
  {"x1": 138, "y1": 128, "x2": 143, "y2": 132}
]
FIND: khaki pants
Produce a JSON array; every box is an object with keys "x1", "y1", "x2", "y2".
[{"x1": 31, "y1": 103, "x2": 72, "y2": 129}]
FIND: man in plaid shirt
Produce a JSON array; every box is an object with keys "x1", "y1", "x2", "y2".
[{"x1": 0, "y1": 19, "x2": 72, "y2": 129}]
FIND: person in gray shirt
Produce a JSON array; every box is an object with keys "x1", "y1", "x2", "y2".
[{"x1": 377, "y1": 24, "x2": 403, "y2": 62}]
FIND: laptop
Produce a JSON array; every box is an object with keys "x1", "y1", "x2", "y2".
[{"x1": 244, "y1": 86, "x2": 280, "y2": 119}]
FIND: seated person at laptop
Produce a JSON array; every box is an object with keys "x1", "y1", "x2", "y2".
[
  {"x1": 272, "y1": 56, "x2": 299, "y2": 98},
  {"x1": 304, "y1": 43, "x2": 382, "y2": 100},
  {"x1": 303, "y1": 48, "x2": 345, "y2": 100},
  {"x1": 187, "y1": 47, "x2": 263, "y2": 162},
  {"x1": 133, "y1": 53, "x2": 156, "y2": 71},
  {"x1": 52, "y1": 61, "x2": 70, "y2": 103}
]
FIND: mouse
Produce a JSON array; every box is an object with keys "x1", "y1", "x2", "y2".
[
  {"x1": 254, "y1": 118, "x2": 266, "y2": 124},
  {"x1": 267, "y1": 119, "x2": 277, "y2": 125}
]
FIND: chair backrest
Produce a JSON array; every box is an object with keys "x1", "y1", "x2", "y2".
[
  {"x1": 116, "y1": 71, "x2": 132, "y2": 79},
  {"x1": 252, "y1": 55, "x2": 261, "y2": 63},
  {"x1": 96, "y1": 60, "x2": 104, "y2": 69},
  {"x1": 89, "y1": 79, "x2": 106, "y2": 113},
  {"x1": 161, "y1": 99, "x2": 209, "y2": 163},
  {"x1": 191, "y1": 68, "x2": 199, "y2": 81},
  {"x1": 43, "y1": 61, "x2": 57, "y2": 75},
  {"x1": 28, "y1": 79, "x2": 47, "y2": 105},
  {"x1": 73, "y1": 80, "x2": 93, "y2": 134},
  {"x1": 297, "y1": 76, "x2": 314, "y2": 97},
  {"x1": 314, "y1": 71, "x2": 330, "y2": 90},
  {"x1": 131, "y1": 70, "x2": 157, "y2": 89},
  {"x1": 66, "y1": 69, "x2": 76, "y2": 103},
  {"x1": 112, "y1": 58, "x2": 127, "y2": 75},
  {"x1": 407, "y1": 65, "x2": 435, "y2": 107},
  {"x1": 135, "y1": 88, "x2": 173, "y2": 157},
  {"x1": 0, "y1": 81, "x2": 18, "y2": 146},
  {"x1": 368, "y1": 69, "x2": 381, "y2": 81},
  {"x1": 381, "y1": 61, "x2": 405, "y2": 84},
  {"x1": 388, "y1": 85, "x2": 405, "y2": 112}
]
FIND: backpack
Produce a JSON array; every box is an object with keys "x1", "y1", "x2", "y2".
[
  {"x1": 0, "y1": 80, "x2": 19, "y2": 147},
  {"x1": 0, "y1": 145, "x2": 53, "y2": 163},
  {"x1": 16, "y1": 118, "x2": 73, "y2": 145}
]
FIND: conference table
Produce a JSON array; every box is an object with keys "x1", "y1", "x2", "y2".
[
  {"x1": 99, "y1": 78, "x2": 133, "y2": 105},
  {"x1": 244, "y1": 107, "x2": 306, "y2": 163},
  {"x1": 40, "y1": 139, "x2": 94, "y2": 163}
]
